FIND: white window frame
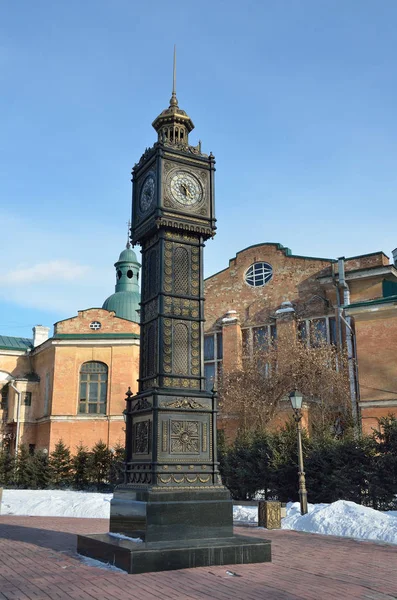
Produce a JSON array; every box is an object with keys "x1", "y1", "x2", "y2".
[{"x1": 204, "y1": 331, "x2": 223, "y2": 391}]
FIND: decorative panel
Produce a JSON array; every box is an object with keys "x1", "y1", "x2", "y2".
[
  {"x1": 145, "y1": 246, "x2": 158, "y2": 299},
  {"x1": 174, "y1": 246, "x2": 189, "y2": 295},
  {"x1": 173, "y1": 322, "x2": 189, "y2": 375},
  {"x1": 132, "y1": 419, "x2": 152, "y2": 455},
  {"x1": 142, "y1": 322, "x2": 157, "y2": 379},
  {"x1": 170, "y1": 421, "x2": 200, "y2": 454}
]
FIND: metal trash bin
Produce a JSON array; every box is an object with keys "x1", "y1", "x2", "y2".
[{"x1": 258, "y1": 500, "x2": 281, "y2": 529}]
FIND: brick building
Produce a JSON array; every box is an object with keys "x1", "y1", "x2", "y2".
[
  {"x1": 0, "y1": 245, "x2": 141, "y2": 454},
  {"x1": 2, "y1": 239, "x2": 397, "y2": 452},
  {"x1": 203, "y1": 242, "x2": 397, "y2": 436}
]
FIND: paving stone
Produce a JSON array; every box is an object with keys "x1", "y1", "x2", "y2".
[{"x1": 0, "y1": 516, "x2": 396, "y2": 600}]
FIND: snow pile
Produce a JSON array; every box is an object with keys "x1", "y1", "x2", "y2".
[
  {"x1": 109, "y1": 532, "x2": 143, "y2": 543},
  {"x1": 233, "y1": 505, "x2": 257, "y2": 523},
  {"x1": 282, "y1": 500, "x2": 397, "y2": 545},
  {"x1": 0, "y1": 489, "x2": 112, "y2": 518}
]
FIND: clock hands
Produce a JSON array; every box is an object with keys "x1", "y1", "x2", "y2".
[{"x1": 180, "y1": 183, "x2": 193, "y2": 199}]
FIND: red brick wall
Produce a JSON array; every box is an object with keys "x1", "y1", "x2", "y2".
[{"x1": 204, "y1": 243, "x2": 332, "y2": 331}]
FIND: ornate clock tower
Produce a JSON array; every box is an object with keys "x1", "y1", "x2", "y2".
[{"x1": 78, "y1": 57, "x2": 271, "y2": 572}]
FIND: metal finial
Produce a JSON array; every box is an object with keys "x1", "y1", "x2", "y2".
[
  {"x1": 170, "y1": 45, "x2": 178, "y2": 106},
  {"x1": 126, "y1": 220, "x2": 131, "y2": 249}
]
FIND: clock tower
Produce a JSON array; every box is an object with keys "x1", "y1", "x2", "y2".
[{"x1": 78, "y1": 55, "x2": 271, "y2": 572}]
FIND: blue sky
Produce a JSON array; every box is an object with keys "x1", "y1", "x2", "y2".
[{"x1": 1, "y1": 0, "x2": 396, "y2": 338}]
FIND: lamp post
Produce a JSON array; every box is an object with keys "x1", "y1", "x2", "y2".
[{"x1": 289, "y1": 390, "x2": 308, "y2": 515}]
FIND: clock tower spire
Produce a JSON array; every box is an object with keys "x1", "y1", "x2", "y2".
[{"x1": 152, "y1": 46, "x2": 195, "y2": 146}]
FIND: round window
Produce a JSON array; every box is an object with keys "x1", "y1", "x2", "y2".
[
  {"x1": 89, "y1": 321, "x2": 102, "y2": 331},
  {"x1": 117, "y1": 269, "x2": 122, "y2": 280},
  {"x1": 127, "y1": 269, "x2": 133, "y2": 279},
  {"x1": 245, "y1": 262, "x2": 273, "y2": 287}
]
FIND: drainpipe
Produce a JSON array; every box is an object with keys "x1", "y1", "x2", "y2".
[
  {"x1": 338, "y1": 258, "x2": 359, "y2": 434},
  {"x1": 331, "y1": 263, "x2": 343, "y2": 352},
  {"x1": 9, "y1": 380, "x2": 22, "y2": 454}
]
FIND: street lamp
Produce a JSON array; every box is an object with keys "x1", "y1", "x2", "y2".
[{"x1": 289, "y1": 390, "x2": 308, "y2": 515}]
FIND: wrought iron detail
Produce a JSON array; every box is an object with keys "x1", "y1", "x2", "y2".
[
  {"x1": 173, "y1": 322, "x2": 189, "y2": 375},
  {"x1": 161, "y1": 398, "x2": 205, "y2": 409},
  {"x1": 132, "y1": 398, "x2": 152, "y2": 412},
  {"x1": 133, "y1": 420, "x2": 151, "y2": 455},
  {"x1": 174, "y1": 246, "x2": 189, "y2": 295},
  {"x1": 170, "y1": 421, "x2": 200, "y2": 454}
]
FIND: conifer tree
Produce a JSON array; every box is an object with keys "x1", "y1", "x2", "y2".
[
  {"x1": 15, "y1": 445, "x2": 36, "y2": 488},
  {"x1": 88, "y1": 440, "x2": 111, "y2": 490},
  {"x1": 50, "y1": 440, "x2": 72, "y2": 488},
  {"x1": 109, "y1": 443, "x2": 125, "y2": 487},
  {"x1": 72, "y1": 444, "x2": 91, "y2": 490},
  {"x1": 371, "y1": 415, "x2": 397, "y2": 509},
  {"x1": 32, "y1": 450, "x2": 52, "y2": 489},
  {"x1": 0, "y1": 448, "x2": 15, "y2": 486}
]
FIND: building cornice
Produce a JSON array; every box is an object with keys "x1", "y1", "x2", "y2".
[
  {"x1": 35, "y1": 415, "x2": 125, "y2": 423},
  {"x1": 31, "y1": 334, "x2": 140, "y2": 355},
  {"x1": 359, "y1": 399, "x2": 397, "y2": 408},
  {"x1": 0, "y1": 348, "x2": 30, "y2": 356},
  {"x1": 317, "y1": 265, "x2": 397, "y2": 285}
]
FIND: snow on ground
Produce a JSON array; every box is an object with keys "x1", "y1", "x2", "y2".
[
  {"x1": 0, "y1": 489, "x2": 112, "y2": 518},
  {"x1": 233, "y1": 505, "x2": 257, "y2": 523},
  {"x1": 1, "y1": 490, "x2": 397, "y2": 546},
  {"x1": 282, "y1": 500, "x2": 397, "y2": 545}
]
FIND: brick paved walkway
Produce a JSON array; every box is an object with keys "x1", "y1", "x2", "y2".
[{"x1": 0, "y1": 516, "x2": 396, "y2": 600}]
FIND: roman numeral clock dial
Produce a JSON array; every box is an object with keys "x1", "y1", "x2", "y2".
[{"x1": 169, "y1": 170, "x2": 203, "y2": 207}]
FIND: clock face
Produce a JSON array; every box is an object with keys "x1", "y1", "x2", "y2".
[
  {"x1": 139, "y1": 172, "x2": 156, "y2": 212},
  {"x1": 170, "y1": 171, "x2": 203, "y2": 206}
]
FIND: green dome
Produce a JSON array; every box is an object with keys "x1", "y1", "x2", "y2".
[
  {"x1": 102, "y1": 290, "x2": 140, "y2": 323},
  {"x1": 102, "y1": 243, "x2": 141, "y2": 323},
  {"x1": 117, "y1": 247, "x2": 140, "y2": 265}
]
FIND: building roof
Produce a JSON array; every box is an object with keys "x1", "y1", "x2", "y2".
[
  {"x1": 0, "y1": 336, "x2": 33, "y2": 351},
  {"x1": 345, "y1": 294, "x2": 397, "y2": 310},
  {"x1": 116, "y1": 247, "x2": 140, "y2": 265},
  {"x1": 102, "y1": 244, "x2": 141, "y2": 323},
  {"x1": 102, "y1": 290, "x2": 141, "y2": 323}
]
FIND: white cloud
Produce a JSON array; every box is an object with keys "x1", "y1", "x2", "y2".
[
  {"x1": 0, "y1": 212, "x2": 134, "y2": 318},
  {"x1": 5, "y1": 260, "x2": 89, "y2": 284}
]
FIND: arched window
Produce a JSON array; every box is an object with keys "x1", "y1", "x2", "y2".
[{"x1": 79, "y1": 361, "x2": 108, "y2": 414}]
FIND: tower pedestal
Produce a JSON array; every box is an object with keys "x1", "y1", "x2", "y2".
[
  {"x1": 109, "y1": 487, "x2": 234, "y2": 542},
  {"x1": 77, "y1": 486, "x2": 271, "y2": 573}
]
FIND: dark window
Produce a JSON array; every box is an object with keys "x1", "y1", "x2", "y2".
[
  {"x1": 204, "y1": 335, "x2": 215, "y2": 361},
  {"x1": 329, "y1": 317, "x2": 337, "y2": 345},
  {"x1": 270, "y1": 324, "x2": 277, "y2": 341},
  {"x1": 245, "y1": 262, "x2": 273, "y2": 287},
  {"x1": 23, "y1": 392, "x2": 32, "y2": 406},
  {"x1": 117, "y1": 269, "x2": 122, "y2": 279},
  {"x1": 298, "y1": 321, "x2": 307, "y2": 342},
  {"x1": 127, "y1": 269, "x2": 133, "y2": 279},
  {"x1": 217, "y1": 332, "x2": 223, "y2": 360},
  {"x1": 29, "y1": 444, "x2": 35, "y2": 455},
  {"x1": 1, "y1": 385, "x2": 8, "y2": 410},
  {"x1": 253, "y1": 326, "x2": 268, "y2": 350},
  {"x1": 79, "y1": 361, "x2": 108, "y2": 415},
  {"x1": 311, "y1": 318, "x2": 327, "y2": 346}
]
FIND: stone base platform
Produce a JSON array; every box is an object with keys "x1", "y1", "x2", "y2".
[{"x1": 77, "y1": 533, "x2": 272, "y2": 574}]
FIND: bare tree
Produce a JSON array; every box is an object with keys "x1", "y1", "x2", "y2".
[{"x1": 219, "y1": 336, "x2": 351, "y2": 434}]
